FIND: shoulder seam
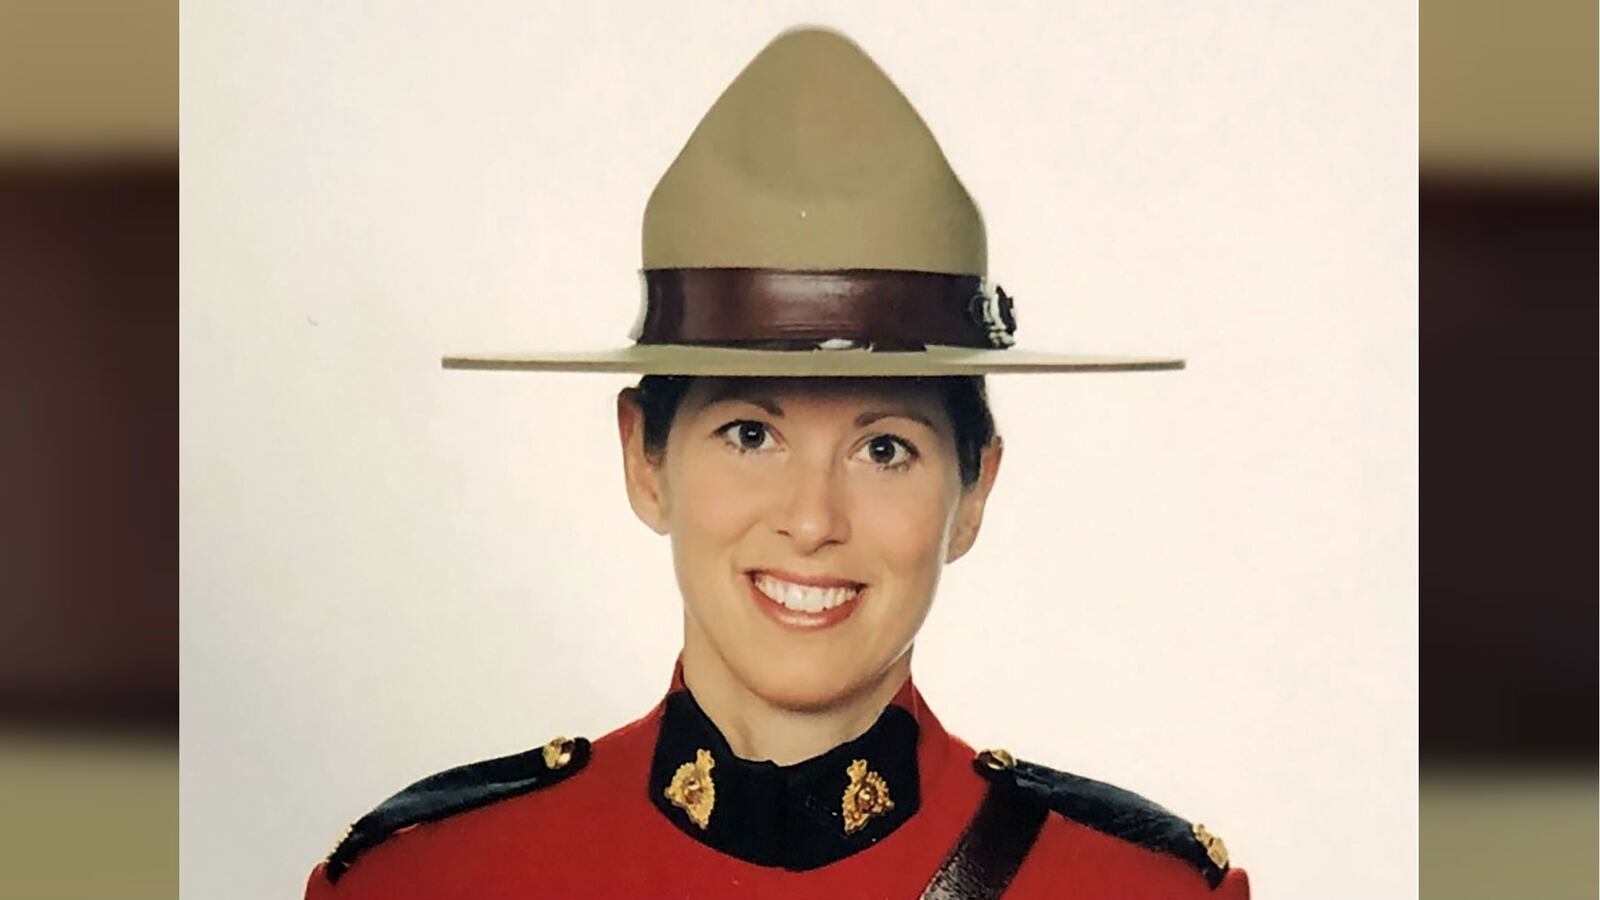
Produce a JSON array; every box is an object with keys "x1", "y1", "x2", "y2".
[
  {"x1": 323, "y1": 736, "x2": 590, "y2": 885},
  {"x1": 981, "y1": 756, "x2": 1230, "y2": 890}
]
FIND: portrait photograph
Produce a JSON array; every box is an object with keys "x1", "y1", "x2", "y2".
[{"x1": 180, "y1": 3, "x2": 1417, "y2": 897}]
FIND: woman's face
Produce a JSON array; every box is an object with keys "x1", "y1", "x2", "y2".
[{"x1": 618, "y1": 377, "x2": 1001, "y2": 712}]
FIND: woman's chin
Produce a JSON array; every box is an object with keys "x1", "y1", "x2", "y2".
[{"x1": 732, "y1": 656, "x2": 883, "y2": 713}]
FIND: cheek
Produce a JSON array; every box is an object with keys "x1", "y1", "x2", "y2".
[
  {"x1": 855, "y1": 477, "x2": 957, "y2": 578},
  {"x1": 667, "y1": 453, "x2": 769, "y2": 557}
]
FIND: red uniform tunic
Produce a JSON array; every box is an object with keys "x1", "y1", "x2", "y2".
[{"x1": 307, "y1": 670, "x2": 1249, "y2": 898}]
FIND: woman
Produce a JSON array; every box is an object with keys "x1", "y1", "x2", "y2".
[{"x1": 306, "y1": 26, "x2": 1249, "y2": 898}]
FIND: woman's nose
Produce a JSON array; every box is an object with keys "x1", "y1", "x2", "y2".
[{"x1": 770, "y1": 462, "x2": 850, "y2": 552}]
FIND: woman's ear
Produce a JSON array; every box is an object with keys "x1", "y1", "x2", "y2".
[
  {"x1": 617, "y1": 388, "x2": 670, "y2": 535},
  {"x1": 945, "y1": 436, "x2": 1003, "y2": 564}
]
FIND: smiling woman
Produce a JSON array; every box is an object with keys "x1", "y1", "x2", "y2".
[
  {"x1": 618, "y1": 376, "x2": 1001, "y2": 760},
  {"x1": 304, "y1": 25, "x2": 1247, "y2": 899}
]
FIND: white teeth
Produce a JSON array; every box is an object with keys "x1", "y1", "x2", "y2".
[{"x1": 754, "y1": 573, "x2": 860, "y2": 613}]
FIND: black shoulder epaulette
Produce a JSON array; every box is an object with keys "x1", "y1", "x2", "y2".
[
  {"x1": 323, "y1": 735, "x2": 591, "y2": 884},
  {"x1": 971, "y1": 749, "x2": 1232, "y2": 889}
]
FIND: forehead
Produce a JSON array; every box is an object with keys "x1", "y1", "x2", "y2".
[{"x1": 680, "y1": 376, "x2": 947, "y2": 419}]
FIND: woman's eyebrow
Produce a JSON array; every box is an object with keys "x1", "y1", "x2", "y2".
[
  {"x1": 701, "y1": 385, "x2": 937, "y2": 431},
  {"x1": 854, "y1": 410, "x2": 937, "y2": 431},
  {"x1": 702, "y1": 385, "x2": 784, "y2": 416}
]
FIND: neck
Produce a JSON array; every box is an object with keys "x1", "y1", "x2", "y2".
[{"x1": 678, "y1": 624, "x2": 912, "y2": 767}]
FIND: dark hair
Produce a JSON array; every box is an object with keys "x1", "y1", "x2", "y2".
[{"x1": 628, "y1": 375, "x2": 997, "y2": 487}]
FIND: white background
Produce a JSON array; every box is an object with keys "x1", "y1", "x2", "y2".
[{"x1": 181, "y1": 3, "x2": 1416, "y2": 897}]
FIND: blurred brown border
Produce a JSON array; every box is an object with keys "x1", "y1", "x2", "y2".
[
  {"x1": 0, "y1": 155, "x2": 177, "y2": 736},
  {"x1": 1419, "y1": 1, "x2": 1597, "y2": 897},
  {"x1": 1419, "y1": 173, "x2": 1597, "y2": 764}
]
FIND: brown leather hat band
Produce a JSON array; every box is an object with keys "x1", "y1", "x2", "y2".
[{"x1": 633, "y1": 269, "x2": 1017, "y2": 350}]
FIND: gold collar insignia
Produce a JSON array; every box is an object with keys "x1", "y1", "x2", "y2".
[
  {"x1": 664, "y1": 748, "x2": 717, "y2": 830},
  {"x1": 841, "y1": 758, "x2": 894, "y2": 834}
]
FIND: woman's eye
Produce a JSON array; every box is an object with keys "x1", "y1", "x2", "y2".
[
  {"x1": 856, "y1": 435, "x2": 915, "y2": 469},
  {"x1": 719, "y1": 420, "x2": 776, "y2": 452}
]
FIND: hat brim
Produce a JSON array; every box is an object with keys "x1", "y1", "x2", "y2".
[{"x1": 441, "y1": 344, "x2": 1183, "y2": 376}]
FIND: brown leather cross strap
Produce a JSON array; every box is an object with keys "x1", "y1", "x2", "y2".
[
  {"x1": 920, "y1": 780, "x2": 1050, "y2": 899},
  {"x1": 634, "y1": 268, "x2": 1017, "y2": 350}
]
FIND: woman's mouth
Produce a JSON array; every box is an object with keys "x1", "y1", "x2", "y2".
[{"x1": 745, "y1": 570, "x2": 866, "y2": 630}]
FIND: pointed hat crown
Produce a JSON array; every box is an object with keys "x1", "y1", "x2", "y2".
[
  {"x1": 442, "y1": 26, "x2": 1184, "y2": 375},
  {"x1": 642, "y1": 27, "x2": 986, "y2": 274}
]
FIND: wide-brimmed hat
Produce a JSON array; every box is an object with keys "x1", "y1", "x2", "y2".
[{"x1": 443, "y1": 27, "x2": 1182, "y2": 376}]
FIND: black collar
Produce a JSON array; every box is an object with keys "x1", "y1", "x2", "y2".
[{"x1": 648, "y1": 688, "x2": 922, "y2": 870}]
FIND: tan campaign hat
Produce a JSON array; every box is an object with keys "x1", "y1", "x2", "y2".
[{"x1": 443, "y1": 26, "x2": 1182, "y2": 376}]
